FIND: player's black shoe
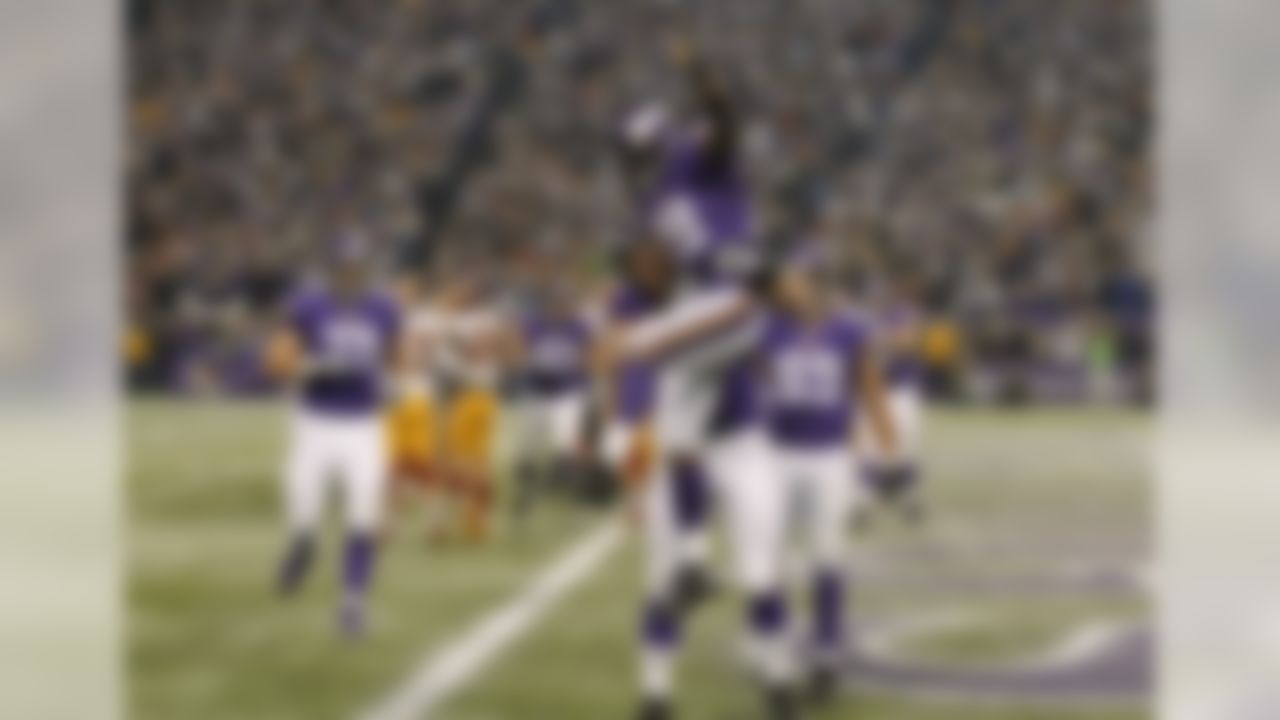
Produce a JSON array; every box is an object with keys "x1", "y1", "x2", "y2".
[
  {"x1": 764, "y1": 684, "x2": 803, "y2": 720},
  {"x1": 634, "y1": 696, "x2": 674, "y2": 720},
  {"x1": 276, "y1": 536, "x2": 315, "y2": 597},
  {"x1": 672, "y1": 564, "x2": 718, "y2": 614}
]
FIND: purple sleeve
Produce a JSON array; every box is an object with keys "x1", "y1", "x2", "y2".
[
  {"x1": 610, "y1": 288, "x2": 647, "y2": 322},
  {"x1": 613, "y1": 294, "x2": 636, "y2": 321},
  {"x1": 379, "y1": 295, "x2": 402, "y2": 344},
  {"x1": 842, "y1": 314, "x2": 872, "y2": 370},
  {"x1": 288, "y1": 291, "x2": 319, "y2": 340},
  {"x1": 659, "y1": 133, "x2": 701, "y2": 186},
  {"x1": 757, "y1": 312, "x2": 787, "y2": 354}
]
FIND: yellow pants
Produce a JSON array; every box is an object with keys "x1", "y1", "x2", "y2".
[
  {"x1": 445, "y1": 388, "x2": 498, "y2": 469},
  {"x1": 444, "y1": 387, "x2": 499, "y2": 541},
  {"x1": 386, "y1": 390, "x2": 439, "y2": 483}
]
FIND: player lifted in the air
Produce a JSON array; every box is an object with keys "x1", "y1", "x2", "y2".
[
  {"x1": 618, "y1": 36, "x2": 752, "y2": 599},
  {"x1": 613, "y1": 40, "x2": 813, "y2": 720},
  {"x1": 754, "y1": 248, "x2": 898, "y2": 704},
  {"x1": 268, "y1": 235, "x2": 401, "y2": 637}
]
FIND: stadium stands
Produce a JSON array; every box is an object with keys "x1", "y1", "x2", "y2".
[{"x1": 127, "y1": 0, "x2": 1152, "y2": 404}]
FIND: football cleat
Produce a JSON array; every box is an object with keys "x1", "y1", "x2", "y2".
[{"x1": 276, "y1": 537, "x2": 315, "y2": 597}]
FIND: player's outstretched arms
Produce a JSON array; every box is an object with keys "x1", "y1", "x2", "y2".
[{"x1": 617, "y1": 290, "x2": 755, "y2": 364}]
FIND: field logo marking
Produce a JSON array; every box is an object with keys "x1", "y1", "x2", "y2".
[
  {"x1": 1026, "y1": 619, "x2": 1132, "y2": 671},
  {"x1": 362, "y1": 521, "x2": 622, "y2": 720},
  {"x1": 858, "y1": 608, "x2": 986, "y2": 661},
  {"x1": 860, "y1": 609, "x2": 1136, "y2": 672}
]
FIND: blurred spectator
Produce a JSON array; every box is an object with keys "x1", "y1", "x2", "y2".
[{"x1": 128, "y1": 0, "x2": 1152, "y2": 405}]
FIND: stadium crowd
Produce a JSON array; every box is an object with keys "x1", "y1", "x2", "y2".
[{"x1": 126, "y1": 0, "x2": 1153, "y2": 404}]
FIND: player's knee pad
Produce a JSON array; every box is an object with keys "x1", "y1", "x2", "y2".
[
  {"x1": 747, "y1": 590, "x2": 788, "y2": 636},
  {"x1": 641, "y1": 597, "x2": 681, "y2": 648}
]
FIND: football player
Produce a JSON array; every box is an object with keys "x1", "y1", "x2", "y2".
[
  {"x1": 386, "y1": 273, "x2": 450, "y2": 542},
  {"x1": 615, "y1": 41, "x2": 806, "y2": 720},
  {"x1": 437, "y1": 275, "x2": 505, "y2": 544},
  {"x1": 755, "y1": 249, "x2": 898, "y2": 702},
  {"x1": 267, "y1": 235, "x2": 401, "y2": 637},
  {"x1": 510, "y1": 284, "x2": 593, "y2": 519},
  {"x1": 615, "y1": 244, "x2": 801, "y2": 720}
]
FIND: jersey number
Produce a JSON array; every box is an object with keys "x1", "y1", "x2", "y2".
[
  {"x1": 531, "y1": 338, "x2": 579, "y2": 370},
  {"x1": 322, "y1": 317, "x2": 381, "y2": 367},
  {"x1": 771, "y1": 348, "x2": 844, "y2": 407}
]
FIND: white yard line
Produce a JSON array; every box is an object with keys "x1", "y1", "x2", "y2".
[{"x1": 361, "y1": 521, "x2": 622, "y2": 720}]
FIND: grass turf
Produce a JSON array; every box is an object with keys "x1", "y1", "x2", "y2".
[{"x1": 130, "y1": 400, "x2": 1150, "y2": 720}]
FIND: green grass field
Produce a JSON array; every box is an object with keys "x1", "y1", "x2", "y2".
[{"x1": 130, "y1": 400, "x2": 1150, "y2": 720}]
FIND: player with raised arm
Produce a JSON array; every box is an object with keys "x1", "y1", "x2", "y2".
[
  {"x1": 622, "y1": 36, "x2": 756, "y2": 599},
  {"x1": 266, "y1": 235, "x2": 401, "y2": 637},
  {"x1": 613, "y1": 39, "x2": 819, "y2": 719},
  {"x1": 617, "y1": 237, "x2": 842, "y2": 719}
]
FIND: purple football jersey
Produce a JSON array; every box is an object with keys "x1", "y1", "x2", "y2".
[
  {"x1": 647, "y1": 134, "x2": 752, "y2": 285},
  {"x1": 290, "y1": 289, "x2": 400, "y2": 416},
  {"x1": 757, "y1": 311, "x2": 869, "y2": 447},
  {"x1": 522, "y1": 313, "x2": 591, "y2": 396},
  {"x1": 610, "y1": 286, "x2": 660, "y2": 422}
]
